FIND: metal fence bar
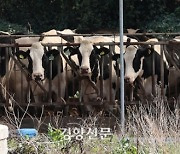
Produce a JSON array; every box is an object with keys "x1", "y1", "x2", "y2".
[
  {"x1": 160, "y1": 45, "x2": 165, "y2": 98},
  {"x1": 5, "y1": 47, "x2": 10, "y2": 108},
  {"x1": 58, "y1": 46, "x2": 62, "y2": 101},
  {"x1": 2, "y1": 40, "x2": 180, "y2": 49},
  {"x1": 0, "y1": 32, "x2": 180, "y2": 38},
  {"x1": 151, "y1": 45, "x2": 156, "y2": 97},
  {"x1": 0, "y1": 36, "x2": 180, "y2": 114},
  {"x1": 109, "y1": 45, "x2": 114, "y2": 103},
  {"x1": 119, "y1": 0, "x2": 125, "y2": 133}
]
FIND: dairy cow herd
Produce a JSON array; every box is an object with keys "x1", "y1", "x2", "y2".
[{"x1": 0, "y1": 29, "x2": 179, "y2": 114}]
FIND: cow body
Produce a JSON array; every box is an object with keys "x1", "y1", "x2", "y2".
[
  {"x1": 124, "y1": 38, "x2": 169, "y2": 99},
  {"x1": 0, "y1": 36, "x2": 41, "y2": 111}
]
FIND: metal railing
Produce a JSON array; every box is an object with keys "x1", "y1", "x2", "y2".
[{"x1": 0, "y1": 34, "x2": 179, "y2": 114}]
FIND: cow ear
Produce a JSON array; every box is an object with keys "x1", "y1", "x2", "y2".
[
  {"x1": 94, "y1": 46, "x2": 110, "y2": 56},
  {"x1": 15, "y1": 50, "x2": 29, "y2": 59}
]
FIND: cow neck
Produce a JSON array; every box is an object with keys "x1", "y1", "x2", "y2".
[{"x1": 45, "y1": 54, "x2": 63, "y2": 80}]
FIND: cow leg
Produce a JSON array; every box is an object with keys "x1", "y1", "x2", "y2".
[
  {"x1": 52, "y1": 74, "x2": 66, "y2": 104},
  {"x1": 103, "y1": 83, "x2": 116, "y2": 113}
]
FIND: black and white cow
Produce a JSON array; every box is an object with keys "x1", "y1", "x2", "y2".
[
  {"x1": 16, "y1": 42, "x2": 66, "y2": 103},
  {"x1": 15, "y1": 29, "x2": 82, "y2": 103},
  {"x1": 0, "y1": 31, "x2": 13, "y2": 110},
  {"x1": 0, "y1": 32, "x2": 35, "y2": 110},
  {"x1": 64, "y1": 39, "x2": 118, "y2": 112},
  {"x1": 165, "y1": 37, "x2": 180, "y2": 99},
  {"x1": 123, "y1": 38, "x2": 169, "y2": 99},
  {"x1": 0, "y1": 35, "x2": 41, "y2": 111}
]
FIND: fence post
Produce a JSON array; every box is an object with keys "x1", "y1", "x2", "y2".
[{"x1": 0, "y1": 124, "x2": 9, "y2": 154}]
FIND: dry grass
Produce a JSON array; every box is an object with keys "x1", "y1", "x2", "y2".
[
  {"x1": 125, "y1": 99, "x2": 180, "y2": 154},
  {"x1": 3, "y1": 96, "x2": 180, "y2": 153}
]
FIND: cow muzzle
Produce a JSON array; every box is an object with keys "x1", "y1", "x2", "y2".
[
  {"x1": 80, "y1": 66, "x2": 90, "y2": 75},
  {"x1": 32, "y1": 73, "x2": 44, "y2": 81}
]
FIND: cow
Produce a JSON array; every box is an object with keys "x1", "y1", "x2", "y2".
[
  {"x1": 0, "y1": 31, "x2": 14, "y2": 110},
  {"x1": 0, "y1": 35, "x2": 40, "y2": 111},
  {"x1": 16, "y1": 42, "x2": 66, "y2": 103},
  {"x1": 164, "y1": 37, "x2": 180, "y2": 99},
  {"x1": 15, "y1": 29, "x2": 82, "y2": 105},
  {"x1": 123, "y1": 38, "x2": 169, "y2": 100},
  {"x1": 64, "y1": 39, "x2": 119, "y2": 114}
]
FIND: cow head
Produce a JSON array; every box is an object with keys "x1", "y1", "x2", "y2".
[
  {"x1": 16, "y1": 42, "x2": 60, "y2": 81},
  {"x1": 64, "y1": 40, "x2": 109, "y2": 81},
  {"x1": 124, "y1": 45, "x2": 153, "y2": 84}
]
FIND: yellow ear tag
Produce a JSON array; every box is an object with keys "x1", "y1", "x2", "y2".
[
  {"x1": 100, "y1": 51, "x2": 105, "y2": 56},
  {"x1": 19, "y1": 55, "x2": 24, "y2": 59}
]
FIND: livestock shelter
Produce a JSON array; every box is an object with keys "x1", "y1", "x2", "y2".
[{"x1": 0, "y1": 33, "x2": 179, "y2": 130}]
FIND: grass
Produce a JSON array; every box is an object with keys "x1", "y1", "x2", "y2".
[{"x1": 4, "y1": 97, "x2": 180, "y2": 154}]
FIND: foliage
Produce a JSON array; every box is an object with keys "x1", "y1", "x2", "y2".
[
  {"x1": 47, "y1": 123, "x2": 66, "y2": 144},
  {"x1": 145, "y1": 7, "x2": 180, "y2": 32},
  {"x1": 8, "y1": 138, "x2": 46, "y2": 154},
  {"x1": 112, "y1": 137, "x2": 137, "y2": 154},
  {"x1": 0, "y1": 19, "x2": 26, "y2": 34},
  {"x1": 7, "y1": 101, "x2": 180, "y2": 153},
  {"x1": 0, "y1": 0, "x2": 179, "y2": 33}
]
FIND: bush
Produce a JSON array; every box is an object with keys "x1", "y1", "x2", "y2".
[
  {"x1": 0, "y1": 19, "x2": 27, "y2": 34},
  {"x1": 145, "y1": 7, "x2": 180, "y2": 33},
  {"x1": 112, "y1": 138, "x2": 137, "y2": 154}
]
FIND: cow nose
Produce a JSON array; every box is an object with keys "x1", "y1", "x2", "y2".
[
  {"x1": 32, "y1": 73, "x2": 43, "y2": 81},
  {"x1": 80, "y1": 67, "x2": 89, "y2": 74}
]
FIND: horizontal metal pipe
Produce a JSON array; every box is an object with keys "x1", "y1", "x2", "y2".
[
  {"x1": 1, "y1": 41, "x2": 179, "y2": 48},
  {"x1": 0, "y1": 32, "x2": 180, "y2": 38}
]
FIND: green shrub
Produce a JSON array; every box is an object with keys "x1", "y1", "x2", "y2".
[
  {"x1": 47, "y1": 123, "x2": 67, "y2": 146},
  {"x1": 0, "y1": 19, "x2": 26, "y2": 33},
  {"x1": 112, "y1": 137, "x2": 137, "y2": 154},
  {"x1": 145, "y1": 7, "x2": 180, "y2": 33}
]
